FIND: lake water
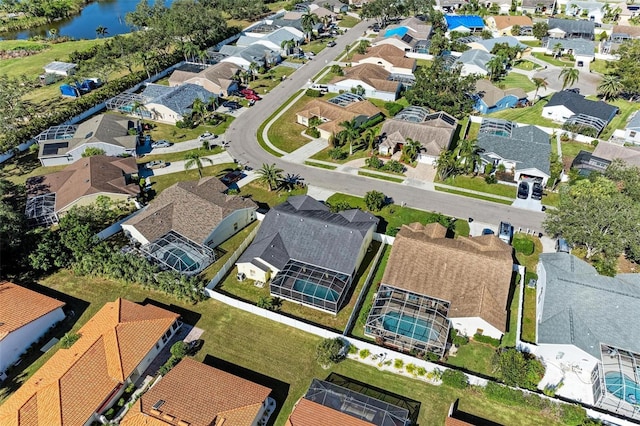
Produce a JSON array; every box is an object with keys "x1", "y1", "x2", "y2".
[{"x1": 1, "y1": 0, "x2": 172, "y2": 40}]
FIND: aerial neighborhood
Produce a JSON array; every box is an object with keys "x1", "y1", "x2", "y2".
[{"x1": 3, "y1": 0, "x2": 640, "y2": 425}]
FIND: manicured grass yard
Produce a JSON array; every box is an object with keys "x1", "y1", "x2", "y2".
[
  {"x1": 238, "y1": 181, "x2": 308, "y2": 209},
  {"x1": 149, "y1": 163, "x2": 237, "y2": 194},
  {"x1": 513, "y1": 60, "x2": 541, "y2": 71},
  {"x1": 560, "y1": 139, "x2": 594, "y2": 170},
  {"x1": 338, "y1": 15, "x2": 360, "y2": 28},
  {"x1": 441, "y1": 175, "x2": 517, "y2": 199},
  {"x1": 268, "y1": 93, "x2": 322, "y2": 153},
  {"x1": 434, "y1": 186, "x2": 513, "y2": 205},
  {"x1": 200, "y1": 222, "x2": 260, "y2": 282},
  {"x1": 488, "y1": 98, "x2": 558, "y2": 128},
  {"x1": 501, "y1": 284, "x2": 521, "y2": 348},
  {"x1": 310, "y1": 146, "x2": 370, "y2": 163},
  {"x1": 1, "y1": 151, "x2": 67, "y2": 186},
  {"x1": 139, "y1": 146, "x2": 223, "y2": 164},
  {"x1": 248, "y1": 66, "x2": 296, "y2": 94},
  {"x1": 522, "y1": 287, "x2": 537, "y2": 343},
  {"x1": 599, "y1": 98, "x2": 640, "y2": 140},
  {"x1": 497, "y1": 73, "x2": 536, "y2": 92},
  {"x1": 531, "y1": 52, "x2": 573, "y2": 67},
  {"x1": 589, "y1": 59, "x2": 612, "y2": 75},
  {"x1": 447, "y1": 340, "x2": 497, "y2": 378}
]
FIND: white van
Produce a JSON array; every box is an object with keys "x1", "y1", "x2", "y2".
[{"x1": 310, "y1": 84, "x2": 329, "y2": 93}]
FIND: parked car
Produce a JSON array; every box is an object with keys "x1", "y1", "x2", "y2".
[
  {"x1": 245, "y1": 93, "x2": 261, "y2": 101},
  {"x1": 481, "y1": 228, "x2": 495, "y2": 235},
  {"x1": 531, "y1": 182, "x2": 543, "y2": 200},
  {"x1": 327, "y1": 41, "x2": 336, "y2": 47},
  {"x1": 151, "y1": 140, "x2": 172, "y2": 149},
  {"x1": 221, "y1": 170, "x2": 244, "y2": 185},
  {"x1": 556, "y1": 238, "x2": 571, "y2": 253},
  {"x1": 498, "y1": 222, "x2": 513, "y2": 245},
  {"x1": 223, "y1": 100, "x2": 241, "y2": 110},
  {"x1": 199, "y1": 132, "x2": 217, "y2": 141},
  {"x1": 146, "y1": 160, "x2": 167, "y2": 169},
  {"x1": 248, "y1": 99, "x2": 256, "y2": 107},
  {"x1": 240, "y1": 88, "x2": 257, "y2": 96},
  {"x1": 187, "y1": 339, "x2": 204, "y2": 355},
  {"x1": 517, "y1": 181, "x2": 529, "y2": 199}
]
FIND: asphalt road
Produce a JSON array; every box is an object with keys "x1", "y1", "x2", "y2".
[{"x1": 226, "y1": 19, "x2": 546, "y2": 232}]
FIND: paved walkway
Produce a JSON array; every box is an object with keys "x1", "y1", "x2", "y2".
[
  {"x1": 282, "y1": 138, "x2": 328, "y2": 162},
  {"x1": 142, "y1": 151, "x2": 235, "y2": 177}
]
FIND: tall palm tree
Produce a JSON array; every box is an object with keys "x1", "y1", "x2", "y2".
[
  {"x1": 553, "y1": 42, "x2": 563, "y2": 58},
  {"x1": 559, "y1": 67, "x2": 580, "y2": 90},
  {"x1": 361, "y1": 128, "x2": 379, "y2": 153},
  {"x1": 184, "y1": 151, "x2": 213, "y2": 178},
  {"x1": 356, "y1": 39, "x2": 370, "y2": 55},
  {"x1": 532, "y1": 77, "x2": 548, "y2": 103},
  {"x1": 486, "y1": 56, "x2": 504, "y2": 82},
  {"x1": 343, "y1": 43, "x2": 352, "y2": 61},
  {"x1": 191, "y1": 97, "x2": 207, "y2": 124},
  {"x1": 248, "y1": 62, "x2": 258, "y2": 81},
  {"x1": 401, "y1": 138, "x2": 422, "y2": 163},
  {"x1": 131, "y1": 100, "x2": 147, "y2": 121},
  {"x1": 455, "y1": 138, "x2": 481, "y2": 174},
  {"x1": 280, "y1": 39, "x2": 295, "y2": 56},
  {"x1": 257, "y1": 163, "x2": 283, "y2": 191},
  {"x1": 95, "y1": 26, "x2": 108, "y2": 39},
  {"x1": 435, "y1": 150, "x2": 460, "y2": 181},
  {"x1": 183, "y1": 42, "x2": 200, "y2": 62},
  {"x1": 339, "y1": 119, "x2": 360, "y2": 156},
  {"x1": 597, "y1": 74, "x2": 624, "y2": 101},
  {"x1": 301, "y1": 12, "x2": 319, "y2": 43}
]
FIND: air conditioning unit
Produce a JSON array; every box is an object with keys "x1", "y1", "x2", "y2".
[{"x1": 237, "y1": 272, "x2": 246, "y2": 282}]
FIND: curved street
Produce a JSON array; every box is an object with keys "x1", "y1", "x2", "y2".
[{"x1": 226, "y1": 19, "x2": 546, "y2": 231}]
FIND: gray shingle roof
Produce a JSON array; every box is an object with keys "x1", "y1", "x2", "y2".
[
  {"x1": 545, "y1": 90, "x2": 618, "y2": 122},
  {"x1": 538, "y1": 253, "x2": 640, "y2": 358},
  {"x1": 627, "y1": 111, "x2": 640, "y2": 130},
  {"x1": 237, "y1": 196, "x2": 378, "y2": 275},
  {"x1": 548, "y1": 18, "x2": 595, "y2": 37},
  {"x1": 144, "y1": 83, "x2": 215, "y2": 116},
  {"x1": 477, "y1": 120, "x2": 551, "y2": 174},
  {"x1": 473, "y1": 36, "x2": 527, "y2": 51},
  {"x1": 545, "y1": 37, "x2": 595, "y2": 56},
  {"x1": 455, "y1": 49, "x2": 495, "y2": 72}
]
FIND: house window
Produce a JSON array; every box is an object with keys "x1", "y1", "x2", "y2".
[
  {"x1": 476, "y1": 328, "x2": 484, "y2": 335},
  {"x1": 234, "y1": 222, "x2": 238, "y2": 231},
  {"x1": 164, "y1": 329, "x2": 171, "y2": 340},
  {"x1": 250, "y1": 269, "x2": 255, "y2": 276},
  {"x1": 631, "y1": 131, "x2": 637, "y2": 138},
  {"x1": 162, "y1": 335, "x2": 168, "y2": 343}
]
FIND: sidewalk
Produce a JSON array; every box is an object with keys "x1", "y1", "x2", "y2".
[{"x1": 282, "y1": 138, "x2": 328, "y2": 163}]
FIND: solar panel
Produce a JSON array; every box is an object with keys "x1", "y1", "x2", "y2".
[{"x1": 42, "y1": 142, "x2": 69, "y2": 156}]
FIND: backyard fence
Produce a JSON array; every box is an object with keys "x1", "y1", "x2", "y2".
[{"x1": 205, "y1": 224, "x2": 259, "y2": 290}]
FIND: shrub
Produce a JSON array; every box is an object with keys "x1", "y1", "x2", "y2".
[
  {"x1": 329, "y1": 200, "x2": 352, "y2": 212},
  {"x1": 364, "y1": 190, "x2": 386, "y2": 211},
  {"x1": 358, "y1": 304, "x2": 372, "y2": 324},
  {"x1": 484, "y1": 163, "x2": 494, "y2": 175},
  {"x1": 394, "y1": 358, "x2": 404, "y2": 369},
  {"x1": 484, "y1": 382, "x2": 526, "y2": 406},
  {"x1": 170, "y1": 341, "x2": 188, "y2": 359},
  {"x1": 560, "y1": 404, "x2": 587, "y2": 425},
  {"x1": 416, "y1": 366, "x2": 427, "y2": 376},
  {"x1": 405, "y1": 363, "x2": 417, "y2": 375},
  {"x1": 316, "y1": 337, "x2": 345, "y2": 367},
  {"x1": 306, "y1": 127, "x2": 321, "y2": 138},
  {"x1": 512, "y1": 234, "x2": 535, "y2": 256},
  {"x1": 366, "y1": 155, "x2": 383, "y2": 169},
  {"x1": 492, "y1": 348, "x2": 545, "y2": 389},
  {"x1": 82, "y1": 147, "x2": 106, "y2": 157},
  {"x1": 360, "y1": 114, "x2": 385, "y2": 129},
  {"x1": 306, "y1": 89, "x2": 322, "y2": 97},
  {"x1": 60, "y1": 332, "x2": 80, "y2": 349},
  {"x1": 117, "y1": 397, "x2": 125, "y2": 407},
  {"x1": 159, "y1": 355, "x2": 180, "y2": 376},
  {"x1": 473, "y1": 333, "x2": 501, "y2": 347},
  {"x1": 348, "y1": 344, "x2": 358, "y2": 354},
  {"x1": 384, "y1": 102, "x2": 404, "y2": 116},
  {"x1": 441, "y1": 369, "x2": 468, "y2": 388},
  {"x1": 424, "y1": 351, "x2": 440, "y2": 361},
  {"x1": 328, "y1": 148, "x2": 346, "y2": 160},
  {"x1": 484, "y1": 174, "x2": 497, "y2": 184},
  {"x1": 382, "y1": 159, "x2": 404, "y2": 173},
  {"x1": 104, "y1": 408, "x2": 115, "y2": 420},
  {"x1": 125, "y1": 383, "x2": 136, "y2": 393},
  {"x1": 450, "y1": 329, "x2": 469, "y2": 347},
  {"x1": 359, "y1": 348, "x2": 371, "y2": 359}
]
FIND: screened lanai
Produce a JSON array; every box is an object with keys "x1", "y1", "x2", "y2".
[
  {"x1": 596, "y1": 344, "x2": 640, "y2": 420},
  {"x1": 565, "y1": 113, "x2": 608, "y2": 136},
  {"x1": 365, "y1": 284, "x2": 450, "y2": 357},
  {"x1": 141, "y1": 231, "x2": 215, "y2": 276},
  {"x1": 105, "y1": 93, "x2": 150, "y2": 117},
  {"x1": 25, "y1": 193, "x2": 57, "y2": 226},
  {"x1": 270, "y1": 259, "x2": 352, "y2": 314},
  {"x1": 479, "y1": 118, "x2": 515, "y2": 137}
]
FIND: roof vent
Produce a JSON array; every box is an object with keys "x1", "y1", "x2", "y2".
[
  {"x1": 152, "y1": 400, "x2": 165, "y2": 410},
  {"x1": 300, "y1": 218, "x2": 303, "y2": 221}
]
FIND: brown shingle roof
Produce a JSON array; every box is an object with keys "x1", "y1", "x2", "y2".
[
  {"x1": 593, "y1": 141, "x2": 640, "y2": 167},
  {"x1": 123, "y1": 177, "x2": 256, "y2": 244},
  {"x1": 489, "y1": 15, "x2": 533, "y2": 30},
  {"x1": 331, "y1": 64, "x2": 400, "y2": 92},
  {"x1": 297, "y1": 99, "x2": 382, "y2": 134},
  {"x1": 613, "y1": 25, "x2": 640, "y2": 38},
  {"x1": 0, "y1": 299, "x2": 179, "y2": 426},
  {"x1": 26, "y1": 155, "x2": 140, "y2": 213},
  {"x1": 0, "y1": 282, "x2": 65, "y2": 341},
  {"x1": 286, "y1": 398, "x2": 374, "y2": 426},
  {"x1": 351, "y1": 45, "x2": 416, "y2": 70},
  {"x1": 121, "y1": 358, "x2": 270, "y2": 426},
  {"x1": 475, "y1": 79, "x2": 527, "y2": 108},
  {"x1": 382, "y1": 223, "x2": 514, "y2": 332},
  {"x1": 170, "y1": 63, "x2": 241, "y2": 94},
  {"x1": 379, "y1": 114, "x2": 457, "y2": 156}
]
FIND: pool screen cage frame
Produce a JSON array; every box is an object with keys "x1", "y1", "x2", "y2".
[
  {"x1": 269, "y1": 259, "x2": 352, "y2": 314},
  {"x1": 25, "y1": 193, "x2": 58, "y2": 227},
  {"x1": 141, "y1": 230, "x2": 215, "y2": 276},
  {"x1": 365, "y1": 284, "x2": 450, "y2": 357},
  {"x1": 479, "y1": 118, "x2": 515, "y2": 137},
  {"x1": 304, "y1": 378, "x2": 411, "y2": 426},
  {"x1": 596, "y1": 343, "x2": 640, "y2": 420}
]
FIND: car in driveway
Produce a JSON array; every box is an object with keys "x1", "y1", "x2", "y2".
[
  {"x1": 517, "y1": 181, "x2": 529, "y2": 199},
  {"x1": 199, "y1": 132, "x2": 217, "y2": 141},
  {"x1": 481, "y1": 228, "x2": 495, "y2": 235},
  {"x1": 498, "y1": 222, "x2": 513, "y2": 244},
  {"x1": 221, "y1": 170, "x2": 244, "y2": 185},
  {"x1": 187, "y1": 339, "x2": 204, "y2": 355},
  {"x1": 223, "y1": 100, "x2": 241, "y2": 110},
  {"x1": 146, "y1": 160, "x2": 167, "y2": 169},
  {"x1": 151, "y1": 140, "x2": 172, "y2": 149},
  {"x1": 245, "y1": 93, "x2": 261, "y2": 101},
  {"x1": 531, "y1": 182, "x2": 543, "y2": 200},
  {"x1": 240, "y1": 88, "x2": 257, "y2": 96},
  {"x1": 327, "y1": 41, "x2": 336, "y2": 47}
]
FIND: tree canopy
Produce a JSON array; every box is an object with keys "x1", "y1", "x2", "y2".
[{"x1": 609, "y1": 39, "x2": 640, "y2": 99}]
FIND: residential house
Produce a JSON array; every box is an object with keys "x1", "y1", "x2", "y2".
[
  {"x1": 236, "y1": 26, "x2": 305, "y2": 54},
  {"x1": 365, "y1": 223, "x2": 513, "y2": 356},
  {"x1": 520, "y1": 0, "x2": 555, "y2": 14},
  {"x1": 43, "y1": 61, "x2": 76, "y2": 76},
  {"x1": 466, "y1": 36, "x2": 530, "y2": 55},
  {"x1": 0, "y1": 298, "x2": 181, "y2": 426},
  {"x1": 535, "y1": 253, "x2": 640, "y2": 421},
  {"x1": 477, "y1": 118, "x2": 551, "y2": 185},
  {"x1": 36, "y1": 114, "x2": 137, "y2": 167},
  {"x1": 220, "y1": 43, "x2": 281, "y2": 70},
  {"x1": 25, "y1": 156, "x2": 139, "y2": 226},
  {"x1": 445, "y1": 15, "x2": 485, "y2": 33},
  {"x1": 547, "y1": 18, "x2": 595, "y2": 40},
  {"x1": 542, "y1": 90, "x2": 618, "y2": 136},
  {"x1": 287, "y1": 378, "x2": 411, "y2": 425},
  {"x1": 121, "y1": 358, "x2": 272, "y2": 426},
  {"x1": 473, "y1": 79, "x2": 528, "y2": 114},
  {"x1": 545, "y1": 38, "x2": 595, "y2": 69},
  {"x1": 378, "y1": 109, "x2": 458, "y2": 164},
  {"x1": 455, "y1": 49, "x2": 496, "y2": 77},
  {"x1": 622, "y1": 111, "x2": 640, "y2": 144},
  {"x1": 603, "y1": 25, "x2": 640, "y2": 53},
  {"x1": 309, "y1": 4, "x2": 337, "y2": 20},
  {"x1": 371, "y1": 17, "x2": 432, "y2": 53},
  {"x1": 351, "y1": 44, "x2": 417, "y2": 76},
  {"x1": 485, "y1": 15, "x2": 533, "y2": 36},
  {"x1": 168, "y1": 62, "x2": 241, "y2": 97},
  {"x1": 0, "y1": 281, "x2": 65, "y2": 378},
  {"x1": 122, "y1": 177, "x2": 257, "y2": 275},
  {"x1": 329, "y1": 64, "x2": 402, "y2": 101},
  {"x1": 571, "y1": 141, "x2": 640, "y2": 175},
  {"x1": 567, "y1": 1, "x2": 606, "y2": 24},
  {"x1": 142, "y1": 83, "x2": 216, "y2": 125},
  {"x1": 236, "y1": 195, "x2": 378, "y2": 314},
  {"x1": 295, "y1": 93, "x2": 383, "y2": 140},
  {"x1": 440, "y1": 0, "x2": 466, "y2": 11},
  {"x1": 313, "y1": 0, "x2": 348, "y2": 13}
]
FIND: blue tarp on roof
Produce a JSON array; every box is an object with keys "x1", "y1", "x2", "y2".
[
  {"x1": 445, "y1": 15, "x2": 485, "y2": 30},
  {"x1": 384, "y1": 27, "x2": 409, "y2": 38}
]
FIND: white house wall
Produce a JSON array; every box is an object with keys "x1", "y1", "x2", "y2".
[
  {"x1": 328, "y1": 81, "x2": 398, "y2": 101},
  {"x1": 121, "y1": 223, "x2": 151, "y2": 246},
  {"x1": 624, "y1": 127, "x2": 640, "y2": 144},
  {"x1": 460, "y1": 64, "x2": 488, "y2": 76},
  {"x1": 40, "y1": 155, "x2": 75, "y2": 167},
  {"x1": 203, "y1": 208, "x2": 256, "y2": 249},
  {"x1": 0, "y1": 307, "x2": 65, "y2": 374},
  {"x1": 542, "y1": 105, "x2": 573, "y2": 123},
  {"x1": 144, "y1": 102, "x2": 183, "y2": 125},
  {"x1": 221, "y1": 57, "x2": 252, "y2": 70},
  {"x1": 515, "y1": 167, "x2": 550, "y2": 186},
  {"x1": 372, "y1": 38, "x2": 412, "y2": 52},
  {"x1": 41, "y1": 142, "x2": 133, "y2": 166},
  {"x1": 450, "y1": 316, "x2": 504, "y2": 339},
  {"x1": 352, "y1": 57, "x2": 414, "y2": 75}
]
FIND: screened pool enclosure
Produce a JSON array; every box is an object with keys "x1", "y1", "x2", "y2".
[
  {"x1": 365, "y1": 284, "x2": 450, "y2": 356},
  {"x1": 141, "y1": 231, "x2": 215, "y2": 275}
]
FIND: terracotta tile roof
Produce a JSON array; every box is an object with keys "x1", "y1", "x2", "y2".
[
  {"x1": 123, "y1": 177, "x2": 256, "y2": 244},
  {"x1": 121, "y1": 358, "x2": 270, "y2": 426},
  {"x1": 0, "y1": 281, "x2": 65, "y2": 341},
  {"x1": 382, "y1": 223, "x2": 514, "y2": 332},
  {"x1": 332, "y1": 64, "x2": 400, "y2": 93},
  {"x1": 445, "y1": 417, "x2": 475, "y2": 426},
  {"x1": 0, "y1": 299, "x2": 179, "y2": 426},
  {"x1": 351, "y1": 45, "x2": 416, "y2": 69},
  {"x1": 286, "y1": 398, "x2": 374, "y2": 426},
  {"x1": 489, "y1": 15, "x2": 532, "y2": 30},
  {"x1": 297, "y1": 99, "x2": 382, "y2": 134},
  {"x1": 26, "y1": 155, "x2": 140, "y2": 213}
]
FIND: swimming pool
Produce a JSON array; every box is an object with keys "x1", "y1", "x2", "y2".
[
  {"x1": 293, "y1": 279, "x2": 339, "y2": 302},
  {"x1": 384, "y1": 27, "x2": 408, "y2": 38},
  {"x1": 382, "y1": 311, "x2": 439, "y2": 342},
  {"x1": 605, "y1": 372, "x2": 640, "y2": 405},
  {"x1": 163, "y1": 247, "x2": 199, "y2": 272}
]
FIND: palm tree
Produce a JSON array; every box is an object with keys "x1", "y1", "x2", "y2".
[
  {"x1": 184, "y1": 151, "x2": 213, "y2": 178},
  {"x1": 281, "y1": 39, "x2": 295, "y2": 56},
  {"x1": 95, "y1": 26, "x2": 108, "y2": 39},
  {"x1": 321, "y1": 15, "x2": 331, "y2": 31},
  {"x1": 401, "y1": 138, "x2": 422, "y2": 163},
  {"x1": 356, "y1": 39, "x2": 370, "y2": 55},
  {"x1": 435, "y1": 150, "x2": 461, "y2": 181},
  {"x1": 343, "y1": 43, "x2": 352, "y2": 61},
  {"x1": 454, "y1": 138, "x2": 481, "y2": 174},
  {"x1": 191, "y1": 97, "x2": 207, "y2": 124},
  {"x1": 257, "y1": 163, "x2": 283, "y2": 191},
  {"x1": 248, "y1": 62, "x2": 258, "y2": 82},
  {"x1": 339, "y1": 119, "x2": 360, "y2": 156},
  {"x1": 486, "y1": 56, "x2": 504, "y2": 82},
  {"x1": 183, "y1": 42, "x2": 200, "y2": 62},
  {"x1": 131, "y1": 100, "x2": 147, "y2": 121},
  {"x1": 361, "y1": 128, "x2": 379, "y2": 153},
  {"x1": 597, "y1": 74, "x2": 624, "y2": 101},
  {"x1": 559, "y1": 67, "x2": 580, "y2": 90},
  {"x1": 552, "y1": 42, "x2": 563, "y2": 58},
  {"x1": 301, "y1": 12, "x2": 319, "y2": 43},
  {"x1": 532, "y1": 77, "x2": 548, "y2": 103}
]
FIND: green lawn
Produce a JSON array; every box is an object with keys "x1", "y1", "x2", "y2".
[
  {"x1": 531, "y1": 52, "x2": 573, "y2": 67},
  {"x1": 513, "y1": 60, "x2": 541, "y2": 71},
  {"x1": 338, "y1": 14, "x2": 360, "y2": 28},
  {"x1": 304, "y1": 161, "x2": 337, "y2": 170},
  {"x1": 600, "y1": 98, "x2": 640, "y2": 140},
  {"x1": 258, "y1": 90, "x2": 303, "y2": 157},
  {"x1": 434, "y1": 187, "x2": 513, "y2": 205},
  {"x1": 368, "y1": 97, "x2": 409, "y2": 117},
  {"x1": 248, "y1": 66, "x2": 296, "y2": 94},
  {"x1": 138, "y1": 147, "x2": 224, "y2": 165},
  {"x1": 497, "y1": 73, "x2": 536, "y2": 92},
  {"x1": 466, "y1": 122, "x2": 480, "y2": 141},
  {"x1": 441, "y1": 175, "x2": 517, "y2": 199},
  {"x1": 522, "y1": 287, "x2": 537, "y2": 343},
  {"x1": 1, "y1": 151, "x2": 67, "y2": 186},
  {"x1": 318, "y1": 69, "x2": 340, "y2": 84},
  {"x1": 237, "y1": 181, "x2": 307, "y2": 208},
  {"x1": 310, "y1": 146, "x2": 370, "y2": 164},
  {"x1": 268, "y1": 93, "x2": 321, "y2": 153},
  {"x1": 501, "y1": 283, "x2": 521, "y2": 348},
  {"x1": 149, "y1": 163, "x2": 237, "y2": 194},
  {"x1": 217, "y1": 240, "x2": 381, "y2": 332},
  {"x1": 416, "y1": 58, "x2": 433, "y2": 69},
  {"x1": 136, "y1": 114, "x2": 234, "y2": 143},
  {"x1": 200, "y1": 222, "x2": 259, "y2": 282},
  {"x1": 589, "y1": 59, "x2": 613, "y2": 75},
  {"x1": 488, "y1": 98, "x2": 558, "y2": 128},
  {"x1": 358, "y1": 170, "x2": 404, "y2": 183},
  {"x1": 304, "y1": 38, "x2": 332, "y2": 55},
  {"x1": 521, "y1": 40, "x2": 541, "y2": 47},
  {"x1": 560, "y1": 140, "x2": 594, "y2": 170},
  {"x1": 447, "y1": 341, "x2": 497, "y2": 378}
]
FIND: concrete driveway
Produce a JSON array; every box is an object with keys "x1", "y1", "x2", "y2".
[
  {"x1": 532, "y1": 68, "x2": 602, "y2": 96},
  {"x1": 139, "y1": 151, "x2": 235, "y2": 178}
]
